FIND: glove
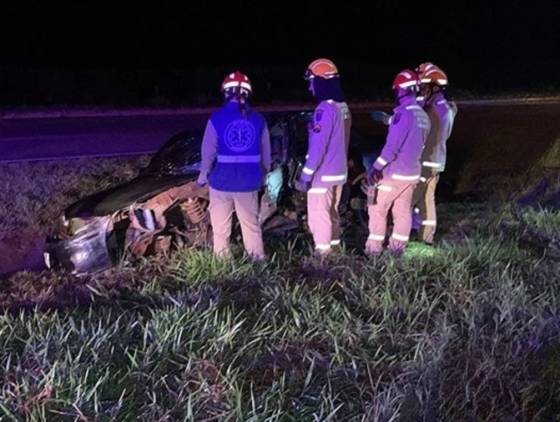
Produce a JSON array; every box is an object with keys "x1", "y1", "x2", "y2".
[
  {"x1": 367, "y1": 169, "x2": 383, "y2": 185},
  {"x1": 294, "y1": 179, "x2": 311, "y2": 193},
  {"x1": 370, "y1": 111, "x2": 391, "y2": 125}
]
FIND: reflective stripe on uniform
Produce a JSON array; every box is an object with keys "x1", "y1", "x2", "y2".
[
  {"x1": 302, "y1": 167, "x2": 315, "y2": 175},
  {"x1": 217, "y1": 155, "x2": 261, "y2": 163},
  {"x1": 368, "y1": 234, "x2": 385, "y2": 241},
  {"x1": 405, "y1": 105, "x2": 422, "y2": 110},
  {"x1": 392, "y1": 174, "x2": 420, "y2": 181},
  {"x1": 391, "y1": 233, "x2": 409, "y2": 242},
  {"x1": 419, "y1": 177, "x2": 427, "y2": 182},
  {"x1": 308, "y1": 187, "x2": 328, "y2": 194},
  {"x1": 377, "y1": 185, "x2": 392, "y2": 192},
  {"x1": 422, "y1": 220, "x2": 437, "y2": 226},
  {"x1": 376, "y1": 157, "x2": 388, "y2": 166},
  {"x1": 321, "y1": 174, "x2": 346, "y2": 182},
  {"x1": 436, "y1": 99, "x2": 447, "y2": 105},
  {"x1": 422, "y1": 161, "x2": 443, "y2": 168}
]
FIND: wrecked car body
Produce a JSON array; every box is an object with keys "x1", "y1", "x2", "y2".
[
  {"x1": 45, "y1": 112, "x2": 383, "y2": 275},
  {"x1": 44, "y1": 129, "x2": 212, "y2": 274}
]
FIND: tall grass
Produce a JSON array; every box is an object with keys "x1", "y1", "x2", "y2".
[
  {"x1": 520, "y1": 208, "x2": 560, "y2": 236},
  {"x1": 1, "y1": 204, "x2": 559, "y2": 420}
]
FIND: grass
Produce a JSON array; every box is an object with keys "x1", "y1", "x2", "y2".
[
  {"x1": 1, "y1": 158, "x2": 560, "y2": 420},
  {"x1": 1, "y1": 204, "x2": 559, "y2": 420},
  {"x1": 520, "y1": 208, "x2": 560, "y2": 236}
]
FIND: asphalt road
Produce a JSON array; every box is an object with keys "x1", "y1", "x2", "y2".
[
  {"x1": 1, "y1": 100, "x2": 560, "y2": 164},
  {"x1": 0, "y1": 114, "x2": 210, "y2": 162}
]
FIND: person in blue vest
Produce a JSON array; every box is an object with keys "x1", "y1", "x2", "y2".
[{"x1": 197, "y1": 71, "x2": 271, "y2": 260}]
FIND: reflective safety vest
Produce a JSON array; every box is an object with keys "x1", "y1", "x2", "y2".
[{"x1": 208, "y1": 101, "x2": 266, "y2": 192}]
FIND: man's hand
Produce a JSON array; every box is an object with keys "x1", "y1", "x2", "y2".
[
  {"x1": 196, "y1": 180, "x2": 207, "y2": 188},
  {"x1": 294, "y1": 179, "x2": 311, "y2": 193},
  {"x1": 370, "y1": 111, "x2": 391, "y2": 126},
  {"x1": 367, "y1": 169, "x2": 383, "y2": 185}
]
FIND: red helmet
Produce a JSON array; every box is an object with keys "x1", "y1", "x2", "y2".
[
  {"x1": 304, "y1": 58, "x2": 339, "y2": 80},
  {"x1": 392, "y1": 69, "x2": 419, "y2": 91},
  {"x1": 416, "y1": 62, "x2": 439, "y2": 75},
  {"x1": 419, "y1": 67, "x2": 449, "y2": 86},
  {"x1": 221, "y1": 71, "x2": 252, "y2": 96}
]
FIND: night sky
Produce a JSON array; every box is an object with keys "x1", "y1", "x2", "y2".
[{"x1": 1, "y1": 1, "x2": 558, "y2": 105}]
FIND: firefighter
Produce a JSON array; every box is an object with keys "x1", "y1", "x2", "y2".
[
  {"x1": 196, "y1": 71, "x2": 271, "y2": 261},
  {"x1": 294, "y1": 58, "x2": 352, "y2": 255},
  {"x1": 412, "y1": 63, "x2": 458, "y2": 244},
  {"x1": 365, "y1": 70, "x2": 431, "y2": 257}
]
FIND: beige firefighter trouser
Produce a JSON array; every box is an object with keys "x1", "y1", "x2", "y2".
[
  {"x1": 307, "y1": 184, "x2": 343, "y2": 253},
  {"x1": 366, "y1": 180, "x2": 416, "y2": 255},
  {"x1": 413, "y1": 173, "x2": 440, "y2": 244},
  {"x1": 209, "y1": 188, "x2": 265, "y2": 260}
]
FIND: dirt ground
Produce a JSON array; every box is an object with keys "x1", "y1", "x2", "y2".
[{"x1": 0, "y1": 228, "x2": 46, "y2": 275}]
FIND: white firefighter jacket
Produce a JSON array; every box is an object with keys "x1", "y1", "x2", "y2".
[
  {"x1": 373, "y1": 97, "x2": 430, "y2": 182},
  {"x1": 421, "y1": 92, "x2": 458, "y2": 173},
  {"x1": 301, "y1": 100, "x2": 352, "y2": 188}
]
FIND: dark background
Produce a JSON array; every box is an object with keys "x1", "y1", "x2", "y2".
[{"x1": 1, "y1": 1, "x2": 558, "y2": 106}]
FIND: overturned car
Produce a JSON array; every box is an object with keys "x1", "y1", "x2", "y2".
[{"x1": 44, "y1": 112, "x2": 382, "y2": 274}]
